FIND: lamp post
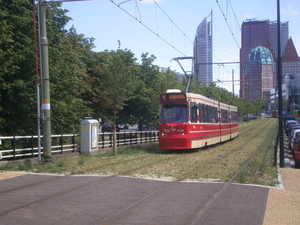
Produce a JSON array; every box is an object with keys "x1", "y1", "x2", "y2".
[{"x1": 277, "y1": 0, "x2": 284, "y2": 168}]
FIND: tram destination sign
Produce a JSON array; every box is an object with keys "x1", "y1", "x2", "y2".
[{"x1": 160, "y1": 93, "x2": 186, "y2": 101}]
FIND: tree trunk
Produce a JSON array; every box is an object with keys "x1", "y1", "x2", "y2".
[{"x1": 113, "y1": 128, "x2": 117, "y2": 155}]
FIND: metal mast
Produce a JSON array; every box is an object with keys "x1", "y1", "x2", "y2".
[
  {"x1": 38, "y1": 0, "x2": 52, "y2": 162},
  {"x1": 277, "y1": 0, "x2": 284, "y2": 167}
]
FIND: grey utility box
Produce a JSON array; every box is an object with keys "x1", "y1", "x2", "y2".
[{"x1": 81, "y1": 118, "x2": 99, "y2": 155}]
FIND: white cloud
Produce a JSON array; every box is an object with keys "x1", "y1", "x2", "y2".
[{"x1": 281, "y1": 4, "x2": 299, "y2": 16}]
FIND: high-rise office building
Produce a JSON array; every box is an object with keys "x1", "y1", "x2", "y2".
[
  {"x1": 269, "y1": 21, "x2": 289, "y2": 58},
  {"x1": 246, "y1": 46, "x2": 274, "y2": 101},
  {"x1": 240, "y1": 19, "x2": 289, "y2": 99},
  {"x1": 193, "y1": 12, "x2": 212, "y2": 86},
  {"x1": 282, "y1": 37, "x2": 300, "y2": 110},
  {"x1": 282, "y1": 37, "x2": 300, "y2": 79}
]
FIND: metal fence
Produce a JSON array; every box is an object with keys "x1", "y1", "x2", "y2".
[{"x1": 0, "y1": 131, "x2": 159, "y2": 161}]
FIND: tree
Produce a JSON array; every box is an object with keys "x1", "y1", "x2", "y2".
[
  {"x1": 252, "y1": 98, "x2": 267, "y2": 113},
  {"x1": 120, "y1": 53, "x2": 164, "y2": 131},
  {"x1": 48, "y1": 25, "x2": 95, "y2": 134},
  {"x1": 0, "y1": 0, "x2": 37, "y2": 135},
  {"x1": 156, "y1": 69, "x2": 185, "y2": 94},
  {"x1": 41, "y1": 2, "x2": 94, "y2": 134},
  {"x1": 0, "y1": 1, "x2": 94, "y2": 135},
  {"x1": 87, "y1": 49, "x2": 137, "y2": 154}
]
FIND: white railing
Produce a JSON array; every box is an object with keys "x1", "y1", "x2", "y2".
[{"x1": 0, "y1": 131, "x2": 159, "y2": 160}]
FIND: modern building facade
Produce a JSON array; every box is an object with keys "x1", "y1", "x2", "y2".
[
  {"x1": 282, "y1": 37, "x2": 300, "y2": 83},
  {"x1": 245, "y1": 46, "x2": 274, "y2": 101},
  {"x1": 282, "y1": 37, "x2": 300, "y2": 111},
  {"x1": 193, "y1": 12, "x2": 212, "y2": 86},
  {"x1": 240, "y1": 19, "x2": 289, "y2": 99}
]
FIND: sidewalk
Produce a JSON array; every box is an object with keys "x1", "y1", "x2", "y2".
[
  {"x1": 263, "y1": 167, "x2": 300, "y2": 225},
  {"x1": 263, "y1": 134, "x2": 300, "y2": 225}
]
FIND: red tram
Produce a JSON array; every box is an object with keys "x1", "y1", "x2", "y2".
[
  {"x1": 271, "y1": 110, "x2": 278, "y2": 118},
  {"x1": 159, "y1": 89, "x2": 239, "y2": 150}
]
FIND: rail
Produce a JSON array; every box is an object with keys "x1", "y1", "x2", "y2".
[{"x1": 0, "y1": 130, "x2": 159, "y2": 160}]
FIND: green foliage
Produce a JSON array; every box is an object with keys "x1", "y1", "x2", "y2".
[
  {"x1": 0, "y1": 0, "x2": 92, "y2": 135},
  {"x1": 157, "y1": 69, "x2": 185, "y2": 94},
  {"x1": 18, "y1": 163, "x2": 32, "y2": 171},
  {"x1": 49, "y1": 26, "x2": 94, "y2": 134},
  {"x1": 85, "y1": 49, "x2": 137, "y2": 126},
  {"x1": 120, "y1": 53, "x2": 184, "y2": 129},
  {"x1": 55, "y1": 160, "x2": 65, "y2": 167},
  {"x1": 116, "y1": 146, "x2": 141, "y2": 155},
  {"x1": 0, "y1": 0, "x2": 38, "y2": 135},
  {"x1": 78, "y1": 157, "x2": 85, "y2": 165},
  {"x1": 0, "y1": 164, "x2": 14, "y2": 171}
]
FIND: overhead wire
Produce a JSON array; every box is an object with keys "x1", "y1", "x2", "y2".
[
  {"x1": 213, "y1": 0, "x2": 241, "y2": 90},
  {"x1": 110, "y1": 0, "x2": 192, "y2": 57},
  {"x1": 111, "y1": 0, "x2": 241, "y2": 91},
  {"x1": 152, "y1": 0, "x2": 193, "y2": 43},
  {"x1": 215, "y1": 0, "x2": 240, "y2": 49},
  {"x1": 228, "y1": 0, "x2": 241, "y2": 33},
  {"x1": 134, "y1": 0, "x2": 142, "y2": 22}
]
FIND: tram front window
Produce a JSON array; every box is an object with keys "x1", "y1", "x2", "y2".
[{"x1": 160, "y1": 104, "x2": 188, "y2": 123}]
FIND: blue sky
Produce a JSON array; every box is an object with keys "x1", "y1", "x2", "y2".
[{"x1": 61, "y1": 0, "x2": 300, "y2": 94}]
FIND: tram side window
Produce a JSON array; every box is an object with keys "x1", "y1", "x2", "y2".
[
  {"x1": 212, "y1": 107, "x2": 218, "y2": 123},
  {"x1": 201, "y1": 104, "x2": 210, "y2": 123},
  {"x1": 203, "y1": 104, "x2": 208, "y2": 123},
  {"x1": 210, "y1": 106, "x2": 217, "y2": 123},
  {"x1": 198, "y1": 103, "x2": 202, "y2": 122},
  {"x1": 209, "y1": 106, "x2": 213, "y2": 123},
  {"x1": 206, "y1": 105, "x2": 212, "y2": 123},
  {"x1": 207, "y1": 106, "x2": 211, "y2": 123},
  {"x1": 198, "y1": 104, "x2": 218, "y2": 123},
  {"x1": 221, "y1": 109, "x2": 229, "y2": 123},
  {"x1": 201, "y1": 104, "x2": 206, "y2": 122},
  {"x1": 231, "y1": 111, "x2": 238, "y2": 123},
  {"x1": 191, "y1": 102, "x2": 198, "y2": 123}
]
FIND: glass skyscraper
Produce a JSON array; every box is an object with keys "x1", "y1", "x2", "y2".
[{"x1": 193, "y1": 12, "x2": 212, "y2": 86}]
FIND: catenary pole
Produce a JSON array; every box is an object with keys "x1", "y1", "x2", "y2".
[
  {"x1": 232, "y1": 69, "x2": 234, "y2": 100},
  {"x1": 277, "y1": 0, "x2": 284, "y2": 167},
  {"x1": 38, "y1": 0, "x2": 52, "y2": 162},
  {"x1": 33, "y1": 1, "x2": 42, "y2": 162}
]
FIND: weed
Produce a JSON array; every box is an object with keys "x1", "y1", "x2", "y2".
[
  {"x1": 96, "y1": 151, "x2": 114, "y2": 157},
  {"x1": 117, "y1": 146, "x2": 141, "y2": 155},
  {"x1": 0, "y1": 165, "x2": 15, "y2": 171},
  {"x1": 78, "y1": 158, "x2": 85, "y2": 165},
  {"x1": 18, "y1": 163, "x2": 33, "y2": 171},
  {"x1": 56, "y1": 160, "x2": 65, "y2": 167}
]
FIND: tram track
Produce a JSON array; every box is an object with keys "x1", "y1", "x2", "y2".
[
  {"x1": 122, "y1": 118, "x2": 272, "y2": 180},
  {"x1": 0, "y1": 148, "x2": 197, "y2": 218},
  {"x1": 186, "y1": 120, "x2": 277, "y2": 225},
  {"x1": 95, "y1": 119, "x2": 277, "y2": 224},
  {"x1": 88, "y1": 119, "x2": 269, "y2": 179},
  {"x1": 0, "y1": 155, "x2": 175, "y2": 218}
]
